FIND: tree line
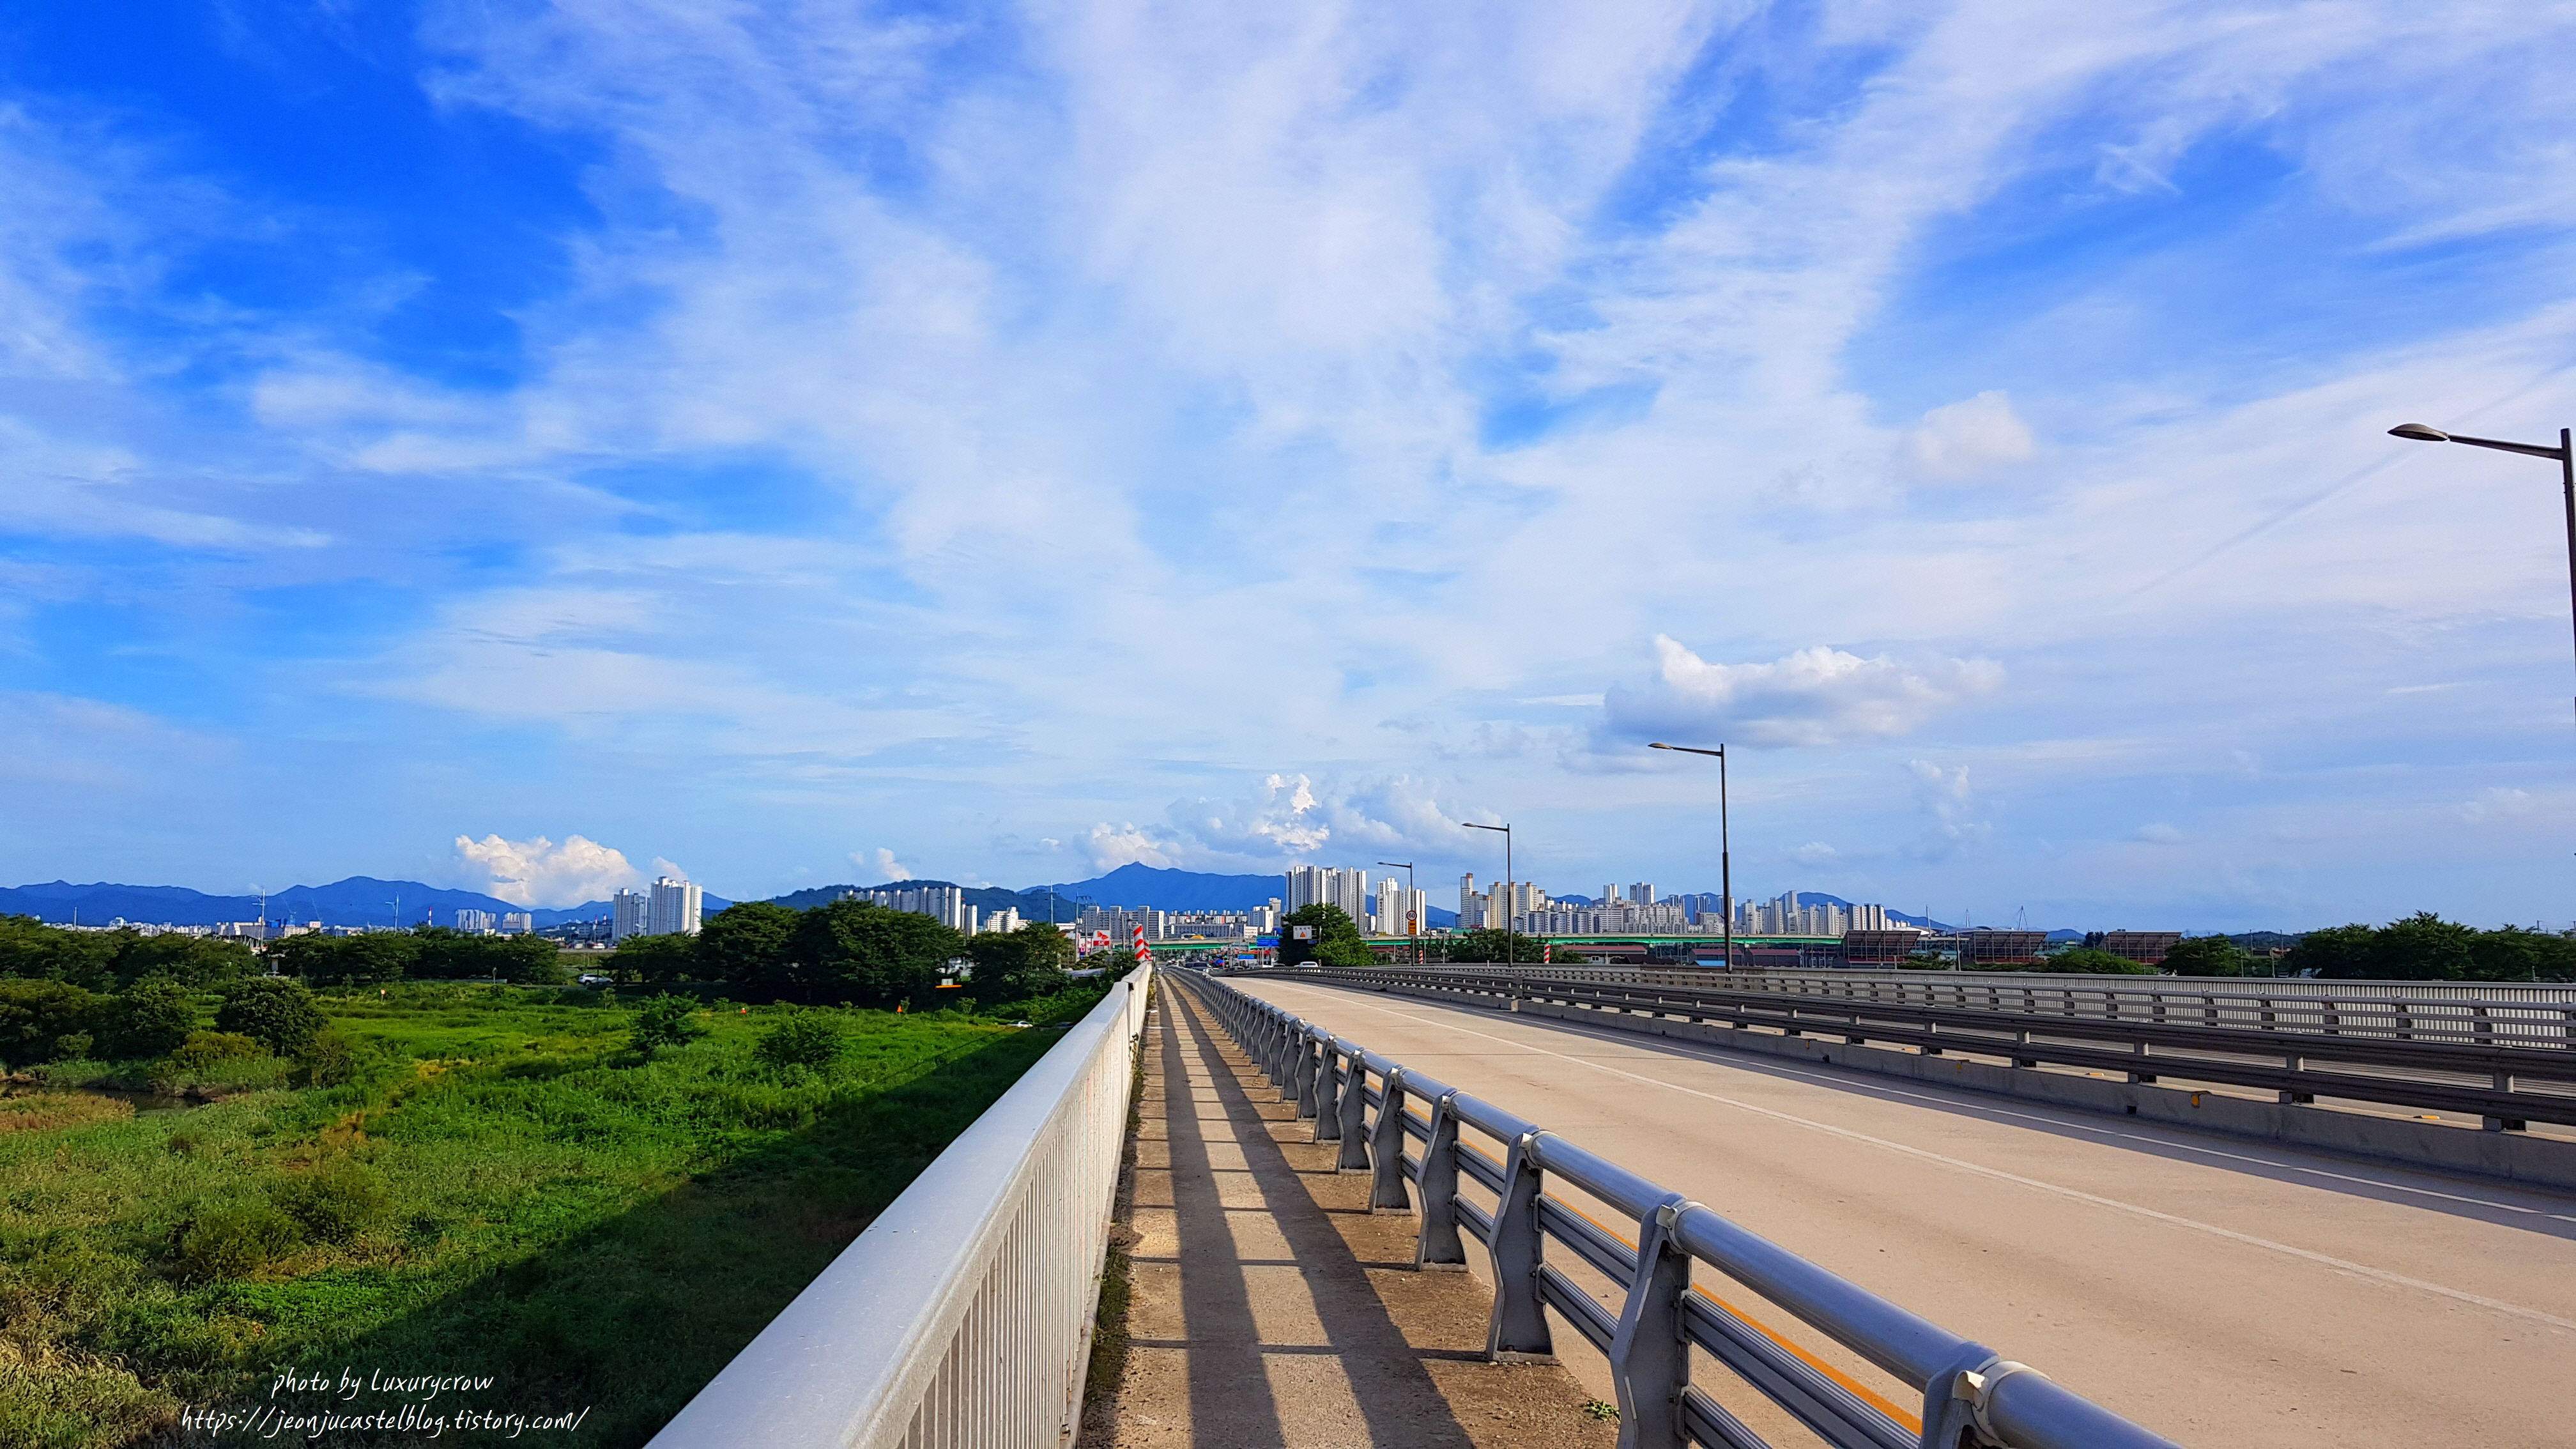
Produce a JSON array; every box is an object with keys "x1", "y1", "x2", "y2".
[{"x1": 607, "y1": 900, "x2": 1087, "y2": 1007}]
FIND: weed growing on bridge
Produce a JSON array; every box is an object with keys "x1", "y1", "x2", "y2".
[{"x1": 0, "y1": 980, "x2": 1113, "y2": 1447}]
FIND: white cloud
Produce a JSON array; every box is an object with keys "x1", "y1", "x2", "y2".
[
  {"x1": 1788, "y1": 841, "x2": 1839, "y2": 866},
  {"x1": 1901, "y1": 390, "x2": 2034, "y2": 482},
  {"x1": 2460, "y1": 788, "x2": 2536, "y2": 824},
  {"x1": 2131, "y1": 823, "x2": 2185, "y2": 845},
  {"x1": 451, "y1": 834, "x2": 641, "y2": 907},
  {"x1": 856, "y1": 847, "x2": 914, "y2": 881},
  {"x1": 1084, "y1": 822, "x2": 1185, "y2": 872},
  {"x1": 1606, "y1": 636, "x2": 2003, "y2": 749}
]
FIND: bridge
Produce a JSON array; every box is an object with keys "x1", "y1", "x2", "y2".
[{"x1": 640, "y1": 962, "x2": 2576, "y2": 1448}]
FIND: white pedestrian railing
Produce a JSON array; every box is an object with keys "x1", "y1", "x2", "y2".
[{"x1": 647, "y1": 965, "x2": 1154, "y2": 1449}]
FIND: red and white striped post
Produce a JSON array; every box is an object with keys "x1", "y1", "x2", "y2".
[{"x1": 1132, "y1": 923, "x2": 1149, "y2": 970}]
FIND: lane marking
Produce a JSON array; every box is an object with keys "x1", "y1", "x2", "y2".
[
  {"x1": 1255, "y1": 982, "x2": 2576, "y2": 1334},
  {"x1": 1400, "y1": 996, "x2": 2576, "y2": 1227}
]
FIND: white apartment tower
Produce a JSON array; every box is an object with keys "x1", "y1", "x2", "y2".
[
  {"x1": 647, "y1": 877, "x2": 703, "y2": 936},
  {"x1": 1285, "y1": 865, "x2": 1370, "y2": 924},
  {"x1": 611, "y1": 888, "x2": 648, "y2": 944},
  {"x1": 1370, "y1": 877, "x2": 1427, "y2": 936}
]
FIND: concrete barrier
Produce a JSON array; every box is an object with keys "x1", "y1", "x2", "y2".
[{"x1": 1348, "y1": 978, "x2": 2576, "y2": 1194}]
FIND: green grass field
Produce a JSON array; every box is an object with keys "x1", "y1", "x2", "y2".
[{"x1": 0, "y1": 981, "x2": 1101, "y2": 1447}]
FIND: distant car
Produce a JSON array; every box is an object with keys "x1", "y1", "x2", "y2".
[{"x1": 576, "y1": 973, "x2": 613, "y2": 987}]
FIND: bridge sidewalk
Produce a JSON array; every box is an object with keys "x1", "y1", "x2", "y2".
[{"x1": 1082, "y1": 985, "x2": 1614, "y2": 1449}]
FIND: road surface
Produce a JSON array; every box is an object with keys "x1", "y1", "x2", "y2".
[{"x1": 1230, "y1": 974, "x2": 2576, "y2": 1448}]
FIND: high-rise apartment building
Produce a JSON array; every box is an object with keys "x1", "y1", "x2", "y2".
[
  {"x1": 1285, "y1": 866, "x2": 1369, "y2": 924},
  {"x1": 841, "y1": 884, "x2": 980, "y2": 933},
  {"x1": 1457, "y1": 873, "x2": 1482, "y2": 928},
  {"x1": 611, "y1": 888, "x2": 648, "y2": 944},
  {"x1": 1630, "y1": 882, "x2": 1657, "y2": 908},
  {"x1": 454, "y1": 908, "x2": 497, "y2": 933},
  {"x1": 647, "y1": 877, "x2": 703, "y2": 936},
  {"x1": 500, "y1": 912, "x2": 533, "y2": 933},
  {"x1": 1370, "y1": 878, "x2": 1427, "y2": 936}
]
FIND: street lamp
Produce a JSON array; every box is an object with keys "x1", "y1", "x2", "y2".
[
  {"x1": 2389, "y1": 422, "x2": 2576, "y2": 728},
  {"x1": 1376, "y1": 861, "x2": 1419, "y2": 966},
  {"x1": 1649, "y1": 742, "x2": 1733, "y2": 974},
  {"x1": 1460, "y1": 822, "x2": 1513, "y2": 967}
]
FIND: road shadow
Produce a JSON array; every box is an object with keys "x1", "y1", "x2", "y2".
[{"x1": 1145, "y1": 988, "x2": 1478, "y2": 1448}]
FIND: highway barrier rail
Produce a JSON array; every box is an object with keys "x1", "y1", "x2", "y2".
[
  {"x1": 647, "y1": 965, "x2": 1154, "y2": 1449},
  {"x1": 1174, "y1": 969, "x2": 2184, "y2": 1449},
  {"x1": 1505, "y1": 963, "x2": 2576, "y2": 1046},
  {"x1": 1303, "y1": 967, "x2": 2576, "y2": 1132}
]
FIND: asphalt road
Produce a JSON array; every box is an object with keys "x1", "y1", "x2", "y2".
[{"x1": 1229, "y1": 974, "x2": 2576, "y2": 1449}]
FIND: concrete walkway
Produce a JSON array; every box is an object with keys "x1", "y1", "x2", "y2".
[{"x1": 1085, "y1": 985, "x2": 1615, "y2": 1449}]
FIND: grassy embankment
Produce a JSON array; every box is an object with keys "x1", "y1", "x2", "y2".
[{"x1": 0, "y1": 980, "x2": 1110, "y2": 1448}]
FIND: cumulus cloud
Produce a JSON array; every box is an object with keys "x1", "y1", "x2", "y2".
[
  {"x1": 864, "y1": 848, "x2": 915, "y2": 880},
  {"x1": 452, "y1": 833, "x2": 641, "y2": 906},
  {"x1": 1606, "y1": 637, "x2": 2002, "y2": 749},
  {"x1": 1788, "y1": 841, "x2": 1839, "y2": 866},
  {"x1": 1078, "y1": 773, "x2": 1484, "y2": 871},
  {"x1": 1901, "y1": 390, "x2": 2035, "y2": 482}
]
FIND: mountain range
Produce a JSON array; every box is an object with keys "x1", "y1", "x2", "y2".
[
  {"x1": 3, "y1": 868, "x2": 2036, "y2": 935},
  {"x1": 0, "y1": 878, "x2": 732, "y2": 930}
]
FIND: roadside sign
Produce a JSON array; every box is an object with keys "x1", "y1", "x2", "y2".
[{"x1": 1292, "y1": 925, "x2": 1314, "y2": 941}]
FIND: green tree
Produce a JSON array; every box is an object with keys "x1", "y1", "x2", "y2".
[
  {"x1": 1438, "y1": 928, "x2": 1549, "y2": 966},
  {"x1": 1278, "y1": 905, "x2": 1372, "y2": 969},
  {"x1": 0, "y1": 979, "x2": 108, "y2": 1068},
  {"x1": 613, "y1": 933, "x2": 701, "y2": 984},
  {"x1": 753, "y1": 1011, "x2": 847, "y2": 1070},
  {"x1": 104, "y1": 979, "x2": 198, "y2": 1059},
  {"x1": 790, "y1": 901, "x2": 963, "y2": 1006},
  {"x1": 215, "y1": 977, "x2": 327, "y2": 1057},
  {"x1": 629, "y1": 994, "x2": 709, "y2": 1059},
  {"x1": 697, "y1": 902, "x2": 800, "y2": 983},
  {"x1": 2159, "y1": 936, "x2": 2252, "y2": 977},
  {"x1": 2285, "y1": 924, "x2": 2375, "y2": 979},
  {"x1": 2465, "y1": 925, "x2": 2576, "y2": 983},
  {"x1": 0, "y1": 915, "x2": 121, "y2": 988},
  {"x1": 2040, "y1": 948, "x2": 2156, "y2": 975},
  {"x1": 110, "y1": 932, "x2": 256, "y2": 989},
  {"x1": 2368, "y1": 912, "x2": 2477, "y2": 981},
  {"x1": 966, "y1": 921, "x2": 1077, "y2": 1000}
]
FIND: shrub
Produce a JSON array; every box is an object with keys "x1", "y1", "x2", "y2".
[
  {"x1": 107, "y1": 978, "x2": 197, "y2": 1059},
  {"x1": 275, "y1": 1160, "x2": 390, "y2": 1242},
  {"x1": 296, "y1": 1029, "x2": 359, "y2": 1086},
  {"x1": 753, "y1": 1011, "x2": 847, "y2": 1070},
  {"x1": 176, "y1": 1204, "x2": 302, "y2": 1281},
  {"x1": 215, "y1": 977, "x2": 326, "y2": 1056},
  {"x1": 49, "y1": 1031, "x2": 93, "y2": 1061},
  {"x1": 629, "y1": 994, "x2": 708, "y2": 1059},
  {"x1": 166, "y1": 1031, "x2": 266, "y2": 1073},
  {"x1": 0, "y1": 979, "x2": 109, "y2": 1068}
]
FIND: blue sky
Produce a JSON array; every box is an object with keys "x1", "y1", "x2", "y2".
[{"x1": 5, "y1": 1, "x2": 2576, "y2": 928}]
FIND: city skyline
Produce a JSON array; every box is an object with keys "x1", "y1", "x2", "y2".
[{"x1": 4, "y1": 7, "x2": 2575, "y2": 931}]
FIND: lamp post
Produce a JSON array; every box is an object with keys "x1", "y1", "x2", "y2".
[
  {"x1": 2389, "y1": 422, "x2": 2576, "y2": 729},
  {"x1": 1376, "y1": 861, "x2": 1419, "y2": 965},
  {"x1": 1649, "y1": 742, "x2": 1733, "y2": 973},
  {"x1": 1460, "y1": 822, "x2": 1512, "y2": 967}
]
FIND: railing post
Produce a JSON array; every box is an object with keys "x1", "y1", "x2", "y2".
[
  {"x1": 1315, "y1": 1043, "x2": 1346, "y2": 1142},
  {"x1": 1337, "y1": 1046, "x2": 1371, "y2": 1170},
  {"x1": 1294, "y1": 1029, "x2": 1321, "y2": 1119},
  {"x1": 1609, "y1": 1193, "x2": 1692, "y2": 1449},
  {"x1": 1268, "y1": 1011, "x2": 1292, "y2": 1093},
  {"x1": 1485, "y1": 1131, "x2": 1555, "y2": 1362},
  {"x1": 1369, "y1": 1066, "x2": 1411, "y2": 1212},
  {"x1": 1414, "y1": 1091, "x2": 1467, "y2": 1271}
]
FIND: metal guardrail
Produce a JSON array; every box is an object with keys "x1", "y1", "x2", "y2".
[
  {"x1": 1174, "y1": 969, "x2": 2184, "y2": 1449},
  {"x1": 1374, "y1": 963, "x2": 2576, "y2": 1050},
  {"x1": 1324, "y1": 968, "x2": 2576, "y2": 1131},
  {"x1": 647, "y1": 966, "x2": 1154, "y2": 1449}
]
